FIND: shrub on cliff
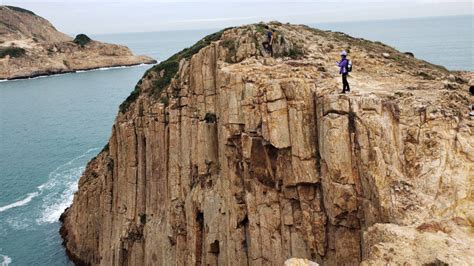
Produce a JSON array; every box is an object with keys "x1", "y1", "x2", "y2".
[
  {"x1": 204, "y1": 113, "x2": 217, "y2": 123},
  {"x1": 73, "y1": 34, "x2": 92, "y2": 47},
  {"x1": 283, "y1": 47, "x2": 304, "y2": 59},
  {"x1": 149, "y1": 60, "x2": 180, "y2": 99},
  {"x1": 0, "y1": 47, "x2": 26, "y2": 58},
  {"x1": 119, "y1": 27, "x2": 233, "y2": 113},
  {"x1": 5, "y1": 6, "x2": 36, "y2": 15}
]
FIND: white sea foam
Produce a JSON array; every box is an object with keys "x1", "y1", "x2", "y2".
[
  {"x1": 0, "y1": 147, "x2": 99, "y2": 229},
  {"x1": 0, "y1": 63, "x2": 155, "y2": 83},
  {"x1": 36, "y1": 166, "x2": 84, "y2": 224},
  {"x1": 5, "y1": 217, "x2": 30, "y2": 230},
  {"x1": 88, "y1": 63, "x2": 154, "y2": 72},
  {"x1": 0, "y1": 192, "x2": 39, "y2": 213},
  {"x1": 37, "y1": 147, "x2": 99, "y2": 191},
  {"x1": 35, "y1": 147, "x2": 99, "y2": 224},
  {"x1": 0, "y1": 254, "x2": 12, "y2": 266}
]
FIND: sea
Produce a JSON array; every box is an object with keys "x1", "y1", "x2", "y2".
[{"x1": 0, "y1": 15, "x2": 472, "y2": 266}]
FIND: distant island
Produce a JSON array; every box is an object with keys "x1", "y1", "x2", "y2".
[{"x1": 0, "y1": 6, "x2": 156, "y2": 80}]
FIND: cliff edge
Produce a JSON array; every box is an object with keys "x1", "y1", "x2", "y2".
[
  {"x1": 60, "y1": 22, "x2": 473, "y2": 265},
  {"x1": 0, "y1": 6, "x2": 156, "y2": 80}
]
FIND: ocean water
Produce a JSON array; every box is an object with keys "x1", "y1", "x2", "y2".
[
  {"x1": 0, "y1": 15, "x2": 472, "y2": 265},
  {"x1": 314, "y1": 15, "x2": 473, "y2": 71}
]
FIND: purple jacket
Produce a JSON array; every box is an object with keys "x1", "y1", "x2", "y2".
[{"x1": 338, "y1": 58, "x2": 348, "y2": 74}]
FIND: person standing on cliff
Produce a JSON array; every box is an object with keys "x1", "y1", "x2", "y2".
[
  {"x1": 262, "y1": 25, "x2": 274, "y2": 57},
  {"x1": 337, "y1": 50, "x2": 351, "y2": 94}
]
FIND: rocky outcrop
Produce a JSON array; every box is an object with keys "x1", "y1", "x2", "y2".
[
  {"x1": 0, "y1": 6, "x2": 156, "y2": 80},
  {"x1": 60, "y1": 22, "x2": 474, "y2": 265},
  {"x1": 285, "y1": 258, "x2": 318, "y2": 266}
]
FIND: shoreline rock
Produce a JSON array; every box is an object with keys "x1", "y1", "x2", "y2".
[{"x1": 1, "y1": 61, "x2": 156, "y2": 81}]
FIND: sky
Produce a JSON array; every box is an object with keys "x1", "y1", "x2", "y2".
[{"x1": 1, "y1": 0, "x2": 473, "y2": 35}]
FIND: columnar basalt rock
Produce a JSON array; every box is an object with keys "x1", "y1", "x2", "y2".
[{"x1": 60, "y1": 23, "x2": 474, "y2": 265}]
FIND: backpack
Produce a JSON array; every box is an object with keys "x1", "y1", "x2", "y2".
[{"x1": 347, "y1": 60, "x2": 353, "y2": 72}]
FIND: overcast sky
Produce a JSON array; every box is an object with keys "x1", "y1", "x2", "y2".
[{"x1": 2, "y1": 0, "x2": 473, "y2": 35}]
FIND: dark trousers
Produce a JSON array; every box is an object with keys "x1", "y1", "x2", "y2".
[
  {"x1": 262, "y1": 42, "x2": 273, "y2": 57},
  {"x1": 342, "y1": 74, "x2": 350, "y2": 92}
]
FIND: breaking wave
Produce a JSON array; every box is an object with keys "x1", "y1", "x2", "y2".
[
  {"x1": 0, "y1": 254, "x2": 12, "y2": 266},
  {"x1": 36, "y1": 166, "x2": 84, "y2": 224},
  {"x1": 0, "y1": 148, "x2": 99, "y2": 225},
  {"x1": 0, "y1": 192, "x2": 39, "y2": 213},
  {"x1": 36, "y1": 147, "x2": 99, "y2": 224}
]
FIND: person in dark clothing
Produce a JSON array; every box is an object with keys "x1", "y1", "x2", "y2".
[
  {"x1": 262, "y1": 25, "x2": 274, "y2": 57},
  {"x1": 337, "y1": 50, "x2": 350, "y2": 93}
]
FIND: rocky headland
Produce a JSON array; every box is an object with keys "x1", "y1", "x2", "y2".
[
  {"x1": 60, "y1": 22, "x2": 473, "y2": 265},
  {"x1": 0, "y1": 6, "x2": 156, "y2": 80}
]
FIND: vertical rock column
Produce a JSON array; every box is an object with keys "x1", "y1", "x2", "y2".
[{"x1": 316, "y1": 95, "x2": 361, "y2": 264}]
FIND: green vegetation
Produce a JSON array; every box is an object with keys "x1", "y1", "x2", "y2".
[
  {"x1": 418, "y1": 71, "x2": 435, "y2": 80},
  {"x1": 283, "y1": 47, "x2": 304, "y2": 59},
  {"x1": 222, "y1": 39, "x2": 236, "y2": 50},
  {"x1": 5, "y1": 6, "x2": 36, "y2": 15},
  {"x1": 204, "y1": 112, "x2": 217, "y2": 123},
  {"x1": 255, "y1": 23, "x2": 267, "y2": 34},
  {"x1": 119, "y1": 27, "x2": 233, "y2": 113},
  {"x1": 222, "y1": 39, "x2": 238, "y2": 62},
  {"x1": 119, "y1": 84, "x2": 141, "y2": 113},
  {"x1": 322, "y1": 25, "x2": 448, "y2": 74},
  {"x1": 303, "y1": 25, "x2": 327, "y2": 36},
  {"x1": 107, "y1": 158, "x2": 114, "y2": 172},
  {"x1": 0, "y1": 47, "x2": 26, "y2": 58},
  {"x1": 149, "y1": 60, "x2": 180, "y2": 99},
  {"x1": 139, "y1": 213, "x2": 147, "y2": 225},
  {"x1": 73, "y1": 34, "x2": 92, "y2": 47},
  {"x1": 348, "y1": 111, "x2": 356, "y2": 133},
  {"x1": 101, "y1": 143, "x2": 110, "y2": 153},
  {"x1": 159, "y1": 96, "x2": 169, "y2": 105},
  {"x1": 278, "y1": 35, "x2": 286, "y2": 45}
]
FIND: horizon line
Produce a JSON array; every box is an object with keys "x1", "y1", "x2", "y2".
[{"x1": 81, "y1": 13, "x2": 473, "y2": 36}]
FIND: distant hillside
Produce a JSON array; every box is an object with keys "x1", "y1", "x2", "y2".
[
  {"x1": 0, "y1": 6, "x2": 156, "y2": 80},
  {"x1": 0, "y1": 5, "x2": 70, "y2": 43}
]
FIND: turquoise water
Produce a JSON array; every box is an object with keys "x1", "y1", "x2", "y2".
[{"x1": 0, "y1": 16, "x2": 472, "y2": 265}]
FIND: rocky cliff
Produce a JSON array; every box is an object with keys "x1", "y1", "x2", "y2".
[
  {"x1": 0, "y1": 6, "x2": 156, "y2": 80},
  {"x1": 60, "y1": 22, "x2": 474, "y2": 265}
]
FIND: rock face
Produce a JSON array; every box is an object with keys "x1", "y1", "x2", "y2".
[
  {"x1": 0, "y1": 6, "x2": 156, "y2": 80},
  {"x1": 284, "y1": 258, "x2": 319, "y2": 266},
  {"x1": 60, "y1": 23, "x2": 474, "y2": 265}
]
